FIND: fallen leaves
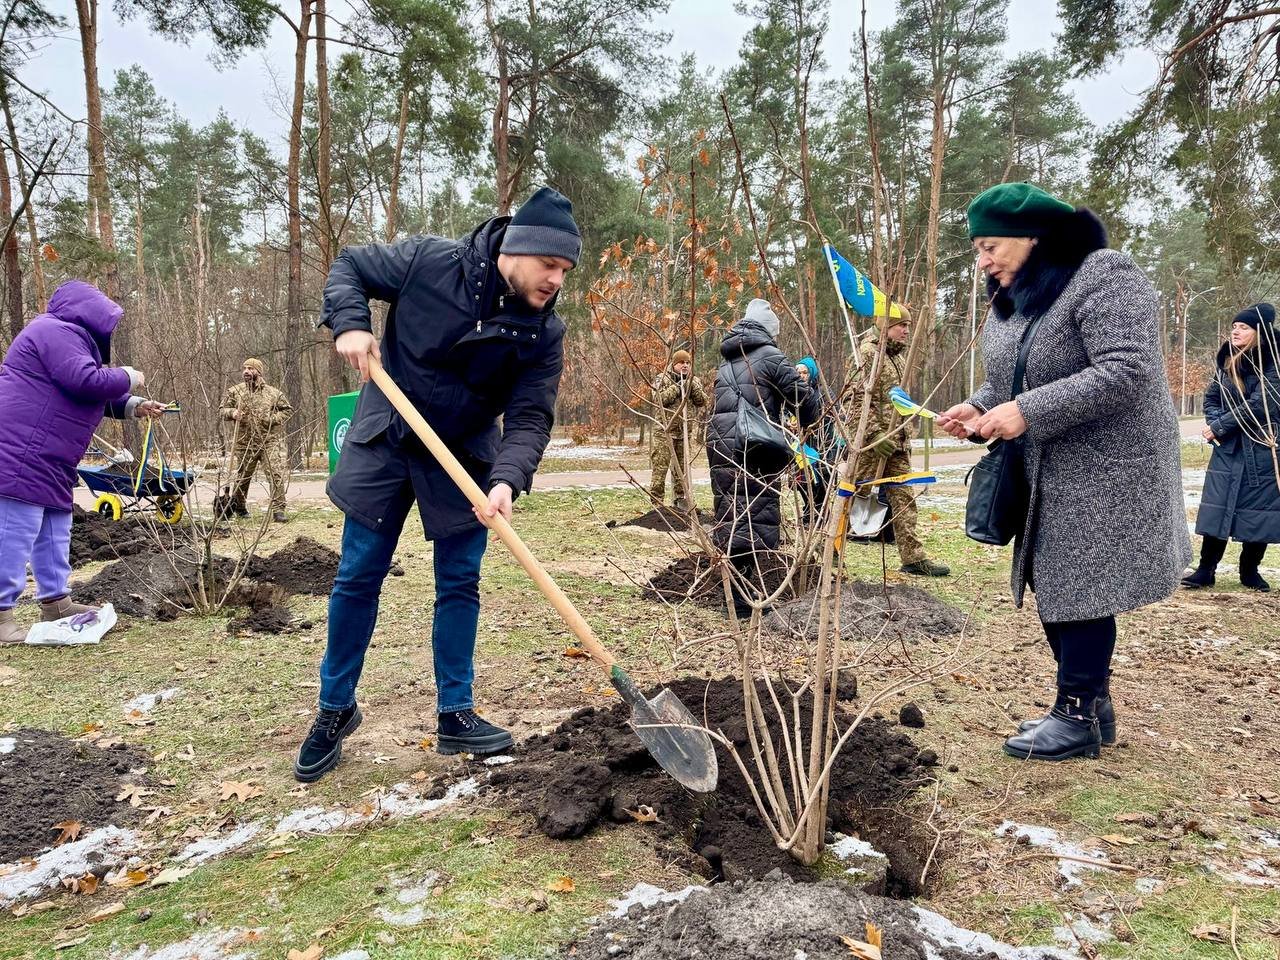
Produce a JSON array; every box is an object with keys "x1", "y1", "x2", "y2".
[
  {"x1": 51, "y1": 820, "x2": 83, "y2": 846},
  {"x1": 841, "y1": 921, "x2": 883, "y2": 959},
  {"x1": 106, "y1": 867, "x2": 151, "y2": 888},
  {"x1": 219, "y1": 780, "x2": 262, "y2": 803},
  {"x1": 563, "y1": 645, "x2": 588, "y2": 658},
  {"x1": 545, "y1": 876, "x2": 576, "y2": 893},
  {"x1": 54, "y1": 936, "x2": 89, "y2": 951},
  {"x1": 371, "y1": 755, "x2": 396, "y2": 765},
  {"x1": 87, "y1": 902, "x2": 126, "y2": 923},
  {"x1": 122, "y1": 709, "x2": 154, "y2": 728},
  {"x1": 61, "y1": 872, "x2": 99, "y2": 895},
  {"x1": 1114, "y1": 812, "x2": 1157, "y2": 827},
  {"x1": 11, "y1": 899, "x2": 60, "y2": 918},
  {"x1": 115, "y1": 784, "x2": 154, "y2": 807},
  {"x1": 286, "y1": 944, "x2": 323, "y2": 960},
  {"x1": 1190, "y1": 923, "x2": 1228, "y2": 943},
  {"x1": 627, "y1": 804, "x2": 660, "y2": 823},
  {"x1": 1098, "y1": 834, "x2": 1139, "y2": 846},
  {"x1": 149, "y1": 866, "x2": 194, "y2": 887}
]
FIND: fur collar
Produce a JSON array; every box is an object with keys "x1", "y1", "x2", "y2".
[{"x1": 988, "y1": 208, "x2": 1109, "y2": 321}]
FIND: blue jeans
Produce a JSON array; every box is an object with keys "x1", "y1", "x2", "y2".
[{"x1": 319, "y1": 508, "x2": 488, "y2": 713}]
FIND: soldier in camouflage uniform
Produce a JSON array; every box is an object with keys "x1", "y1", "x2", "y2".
[
  {"x1": 220, "y1": 358, "x2": 293, "y2": 522},
  {"x1": 850, "y1": 319, "x2": 950, "y2": 576},
  {"x1": 649, "y1": 349, "x2": 707, "y2": 510}
]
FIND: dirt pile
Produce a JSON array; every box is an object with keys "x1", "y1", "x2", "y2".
[
  {"x1": 772, "y1": 581, "x2": 967, "y2": 644},
  {"x1": 644, "y1": 552, "x2": 821, "y2": 608},
  {"x1": 566, "y1": 874, "x2": 1076, "y2": 959},
  {"x1": 606, "y1": 507, "x2": 713, "y2": 532},
  {"x1": 245, "y1": 537, "x2": 339, "y2": 595},
  {"x1": 73, "y1": 548, "x2": 235, "y2": 620},
  {"x1": 0, "y1": 730, "x2": 148, "y2": 863},
  {"x1": 69, "y1": 506, "x2": 155, "y2": 568},
  {"x1": 488, "y1": 676, "x2": 938, "y2": 893}
]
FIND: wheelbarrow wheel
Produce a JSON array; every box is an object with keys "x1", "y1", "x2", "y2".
[
  {"x1": 156, "y1": 497, "x2": 184, "y2": 524},
  {"x1": 94, "y1": 494, "x2": 124, "y2": 522}
]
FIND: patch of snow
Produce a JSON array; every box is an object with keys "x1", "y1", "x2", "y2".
[
  {"x1": 377, "y1": 904, "x2": 430, "y2": 927},
  {"x1": 396, "y1": 871, "x2": 441, "y2": 905},
  {"x1": 996, "y1": 821, "x2": 1107, "y2": 887},
  {"x1": 116, "y1": 927, "x2": 262, "y2": 960},
  {"x1": 1135, "y1": 877, "x2": 1162, "y2": 894},
  {"x1": 609, "y1": 882, "x2": 706, "y2": 918},
  {"x1": 0, "y1": 826, "x2": 140, "y2": 907},
  {"x1": 176, "y1": 823, "x2": 262, "y2": 866},
  {"x1": 482, "y1": 754, "x2": 515, "y2": 765},
  {"x1": 124, "y1": 687, "x2": 181, "y2": 714},
  {"x1": 828, "y1": 834, "x2": 887, "y2": 860},
  {"x1": 544, "y1": 439, "x2": 631, "y2": 460},
  {"x1": 328, "y1": 952, "x2": 370, "y2": 960},
  {"x1": 1053, "y1": 915, "x2": 1113, "y2": 946},
  {"x1": 912, "y1": 905, "x2": 1080, "y2": 960},
  {"x1": 274, "y1": 778, "x2": 479, "y2": 836},
  {"x1": 1206, "y1": 857, "x2": 1280, "y2": 888},
  {"x1": 1257, "y1": 830, "x2": 1280, "y2": 850},
  {"x1": 0, "y1": 737, "x2": 14, "y2": 754}
]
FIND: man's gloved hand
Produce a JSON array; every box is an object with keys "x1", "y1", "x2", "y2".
[{"x1": 871, "y1": 434, "x2": 898, "y2": 459}]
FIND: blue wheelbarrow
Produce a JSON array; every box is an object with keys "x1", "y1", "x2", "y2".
[{"x1": 77, "y1": 403, "x2": 191, "y2": 524}]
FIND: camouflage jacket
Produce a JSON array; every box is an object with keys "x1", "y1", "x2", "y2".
[
  {"x1": 851, "y1": 330, "x2": 913, "y2": 452},
  {"x1": 220, "y1": 380, "x2": 293, "y2": 444},
  {"x1": 652, "y1": 369, "x2": 708, "y2": 434}
]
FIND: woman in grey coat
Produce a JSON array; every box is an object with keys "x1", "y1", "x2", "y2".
[
  {"x1": 1182, "y1": 303, "x2": 1280, "y2": 591},
  {"x1": 938, "y1": 182, "x2": 1190, "y2": 762}
]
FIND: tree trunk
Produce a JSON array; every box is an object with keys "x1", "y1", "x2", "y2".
[
  {"x1": 75, "y1": 0, "x2": 118, "y2": 299},
  {"x1": 485, "y1": 0, "x2": 513, "y2": 214},
  {"x1": 0, "y1": 142, "x2": 23, "y2": 341},
  {"x1": 315, "y1": 0, "x2": 333, "y2": 267},
  {"x1": 0, "y1": 74, "x2": 44, "y2": 310},
  {"x1": 386, "y1": 85, "x2": 410, "y2": 241},
  {"x1": 284, "y1": 0, "x2": 313, "y2": 467}
]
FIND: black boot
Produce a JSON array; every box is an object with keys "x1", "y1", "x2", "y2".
[
  {"x1": 1182, "y1": 535, "x2": 1227, "y2": 588},
  {"x1": 1003, "y1": 692, "x2": 1101, "y2": 761},
  {"x1": 1020, "y1": 681, "x2": 1116, "y2": 745},
  {"x1": 1240, "y1": 542, "x2": 1271, "y2": 592},
  {"x1": 436, "y1": 709, "x2": 514, "y2": 756},
  {"x1": 294, "y1": 703, "x2": 363, "y2": 782}
]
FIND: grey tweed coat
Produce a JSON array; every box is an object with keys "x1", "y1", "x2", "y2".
[{"x1": 969, "y1": 249, "x2": 1192, "y2": 622}]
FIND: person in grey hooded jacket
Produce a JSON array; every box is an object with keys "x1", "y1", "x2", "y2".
[{"x1": 706, "y1": 299, "x2": 818, "y2": 616}]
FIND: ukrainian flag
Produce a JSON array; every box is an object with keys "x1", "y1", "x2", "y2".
[{"x1": 824, "y1": 243, "x2": 903, "y2": 319}]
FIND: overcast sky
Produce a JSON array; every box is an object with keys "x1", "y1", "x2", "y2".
[{"x1": 34, "y1": 0, "x2": 1158, "y2": 153}]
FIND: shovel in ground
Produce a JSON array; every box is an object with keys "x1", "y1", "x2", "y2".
[{"x1": 368, "y1": 358, "x2": 718, "y2": 793}]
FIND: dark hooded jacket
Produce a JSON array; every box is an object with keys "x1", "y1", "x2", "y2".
[
  {"x1": 706, "y1": 317, "x2": 818, "y2": 553},
  {"x1": 1196, "y1": 330, "x2": 1280, "y2": 544},
  {"x1": 320, "y1": 217, "x2": 564, "y2": 538}
]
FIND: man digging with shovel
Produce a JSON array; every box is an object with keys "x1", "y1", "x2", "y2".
[{"x1": 295, "y1": 187, "x2": 580, "y2": 782}]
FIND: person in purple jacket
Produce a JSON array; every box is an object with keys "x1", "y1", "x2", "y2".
[{"x1": 0, "y1": 280, "x2": 165, "y2": 645}]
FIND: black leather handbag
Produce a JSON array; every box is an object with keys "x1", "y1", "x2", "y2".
[
  {"x1": 964, "y1": 314, "x2": 1044, "y2": 546},
  {"x1": 730, "y1": 359, "x2": 791, "y2": 471}
]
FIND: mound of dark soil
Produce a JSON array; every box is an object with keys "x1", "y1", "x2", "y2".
[
  {"x1": 245, "y1": 537, "x2": 339, "y2": 595},
  {"x1": 69, "y1": 506, "x2": 155, "y2": 568},
  {"x1": 488, "y1": 676, "x2": 939, "y2": 894},
  {"x1": 644, "y1": 552, "x2": 821, "y2": 608},
  {"x1": 227, "y1": 604, "x2": 294, "y2": 634},
  {"x1": 0, "y1": 730, "x2": 148, "y2": 863},
  {"x1": 606, "y1": 507, "x2": 714, "y2": 532},
  {"x1": 566, "y1": 873, "x2": 1075, "y2": 960},
  {"x1": 73, "y1": 549, "x2": 235, "y2": 620},
  {"x1": 773, "y1": 581, "x2": 967, "y2": 644}
]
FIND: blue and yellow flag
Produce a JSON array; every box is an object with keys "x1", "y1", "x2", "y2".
[{"x1": 824, "y1": 243, "x2": 903, "y2": 319}]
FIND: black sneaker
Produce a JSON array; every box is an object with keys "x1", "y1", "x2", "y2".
[
  {"x1": 436, "y1": 709, "x2": 514, "y2": 756},
  {"x1": 294, "y1": 704, "x2": 362, "y2": 782}
]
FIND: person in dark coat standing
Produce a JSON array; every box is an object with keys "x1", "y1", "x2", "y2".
[
  {"x1": 939, "y1": 183, "x2": 1189, "y2": 762},
  {"x1": 0, "y1": 281, "x2": 164, "y2": 645},
  {"x1": 706, "y1": 299, "x2": 818, "y2": 617},
  {"x1": 294, "y1": 187, "x2": 579, "y2": 782},
  {"x1": 1183, "y1": 303, "x2": 1280, "y2": 592}
]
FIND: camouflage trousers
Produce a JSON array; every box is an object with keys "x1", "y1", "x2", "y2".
[
  {"x1": 851, "y1": 449, "x2": 925, "y2": 565},
  {"x1": 231, "y1": 438, "x2": 288, "y2": 512},
  {"x1": 649, "y1": 432, "x2": 690, "y2": 505}
]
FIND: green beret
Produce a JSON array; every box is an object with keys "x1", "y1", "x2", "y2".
[{"x1": 967, "y1": 182, "x2": 1075, "y2": 239}]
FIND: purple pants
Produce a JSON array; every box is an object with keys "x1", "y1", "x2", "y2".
[{"x1": 0, "y1": 496, "x2": 72, "y2": 609}]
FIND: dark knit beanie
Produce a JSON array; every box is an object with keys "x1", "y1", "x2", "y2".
[
  {"x1": 1233, "y1": 302, "x2": 1276, "y2": 330},
  {"x1": 968, "y1": 182, "x2": 1076, "y2": 239},
  {"x1": 499, "y1": 186, "x2": 581, "y2": 266}
]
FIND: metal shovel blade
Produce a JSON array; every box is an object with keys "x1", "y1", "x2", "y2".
[{"x1": 629, "y1": 687, "x2": 719, "y2": 793}]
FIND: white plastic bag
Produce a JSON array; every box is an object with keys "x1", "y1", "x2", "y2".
[{"x1": 24, "y1": 603, "x2": 118, "y2": 646}]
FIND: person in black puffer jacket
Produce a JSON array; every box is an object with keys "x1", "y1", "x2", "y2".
[
  {"x1": 707, "y1": 299, "x2": 819, "y2": 616},
  {"x1": 1183, "y1": 303, "x2": 1280, "y2": 592}
]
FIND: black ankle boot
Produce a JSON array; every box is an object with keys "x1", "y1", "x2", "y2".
[
  {"x1": 1182, "y1": 535, "x2": 1227, "y2": 588},
  {"x1": 294, "y1": 703, "x2": 363, "y2": 782},
  {"x1": 1004, "y1": 692, "x2": 1101, "y2": 761},
  {"x1": 1240, "y1": 542, "x2": 1271, "y2": 592},
  {"x1": 1180, "y1": 566, "x2": 1216, "y2": 588},
  {"x1": 436, "y1": 709, "x2": 514, "y2": 756},
  {"x1": 1019, "y1": 693, "x2": 1116, "y2": 745}
]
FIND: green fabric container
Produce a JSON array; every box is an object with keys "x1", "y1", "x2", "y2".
[{"x1": 327, "y1": 390, "x2": 359, "y2": 475}]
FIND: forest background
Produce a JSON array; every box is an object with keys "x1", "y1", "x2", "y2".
[{"x1": 1, "y1": 0, "x2": 1278, "y2": 464}]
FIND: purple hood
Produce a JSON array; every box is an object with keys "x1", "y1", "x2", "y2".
[{"x1": 0, "y1": 281, "x2": 133, "y2": 510}]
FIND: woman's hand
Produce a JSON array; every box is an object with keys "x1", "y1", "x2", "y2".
[
  {"x1": 1201, "y1": 425, "x2": 1215, "y2": 443},
  {"x1": 134, "y1": 400, "x2": 167, "y2": 418},
  {"x1": 937, "y1": 402, "x2": 981, "y2": 439},
  {"x1": 974, "y1": 400, "x2": 1028, "y2": 441}
]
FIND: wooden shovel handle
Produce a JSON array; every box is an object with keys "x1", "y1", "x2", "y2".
[{"x1": 367, "y1": 358, "x2": 615, "y2": 670}]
